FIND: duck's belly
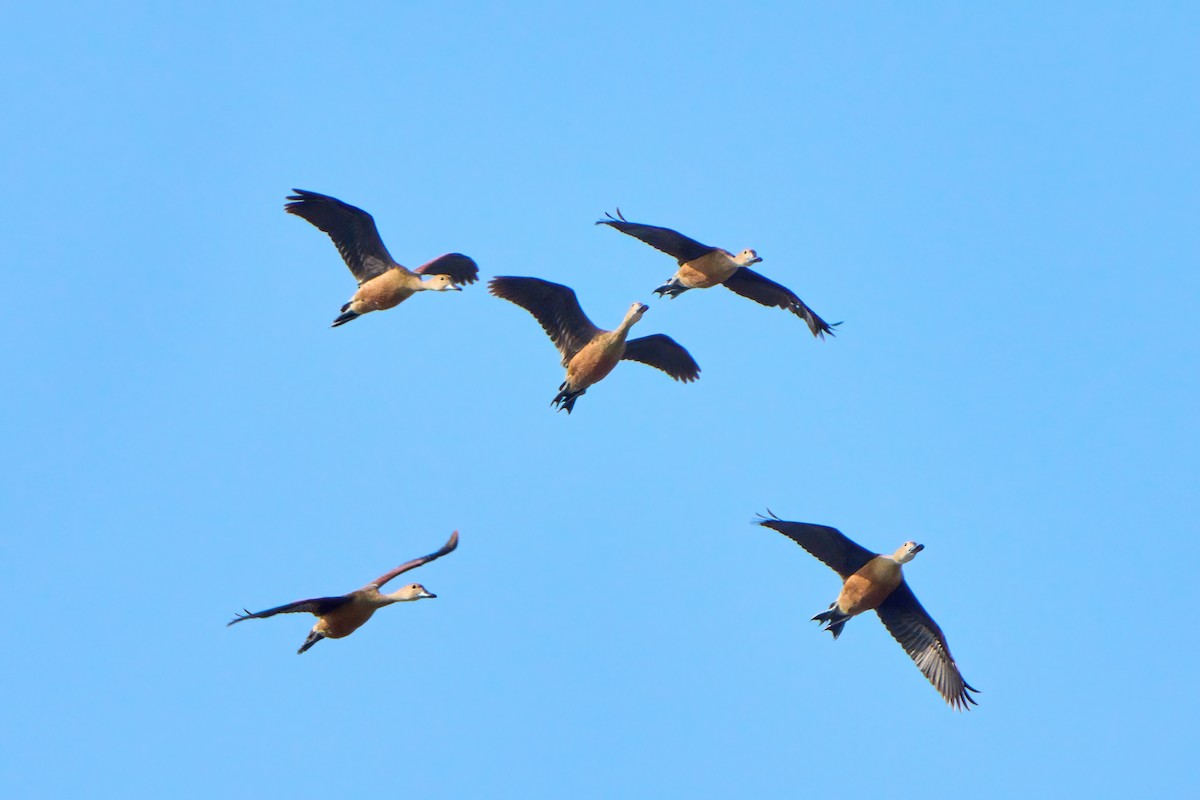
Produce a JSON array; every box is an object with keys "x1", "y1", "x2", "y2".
[
  {"x1": 354, "y1": 272, "x2": 415, "y2": 312},
  {"x1": 318, "y1": 605, "x2": 377, "y2": 639},
  {"x1": 566, "y1": 343, "x2": 623, "y2": 389},
  {"x1": 678, "y1": 252, "x2": 738, "y2": 288},
  {"x1": 836, "y1": 557, "x2": 902, "y2": 615}
]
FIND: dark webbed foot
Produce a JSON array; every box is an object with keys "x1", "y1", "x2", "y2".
[
  {"x1": 331, "y1": 309, "x2": 360, "y2": 327},
  {"x1": 653, "y1": 281, "x2": 689, "y2": 299},
  {"x1": 551, "y1": 384, "x2": 585, "y2": 414}
]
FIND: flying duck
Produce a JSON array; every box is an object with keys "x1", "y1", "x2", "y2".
[
  {"x1": 488, "y1": 276, "x2": 700, "y2": 413},
  {"x1": 228, "y1": 530, "x2": 459, "y2": 654},
  {"x1": 757, "y1": 513, "x2": 978, "y2": 710},
  {"x1": 285, "y1": 189, "x2": 479, "y2": 327},
  {"x1": 596, "y1": 210, "x2": 837, "y2": 338}
]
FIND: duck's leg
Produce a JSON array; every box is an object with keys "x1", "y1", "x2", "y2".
[
  {"x1": 811, "y1": 603, "x2": 852, "y2": 640},
  {"x1": 551, "y1": 382, "x2": 586, "y2": 414},
  {"x1": 297, "y1": 629, "x2": 326, "y2": 654},
  {"x1": 331, "y1": 301, "x2": 361, "y2": 327},
  {"x1": 653, "y1": 277, "x2": 690, "y2": 299}
]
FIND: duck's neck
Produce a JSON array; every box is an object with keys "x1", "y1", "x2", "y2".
[
  {"x1": 613, "y1": 310, "x2": 641, "y2": 339},
  {"x1": 360, "y1": 587, "x2": 408, "y2": 607}
]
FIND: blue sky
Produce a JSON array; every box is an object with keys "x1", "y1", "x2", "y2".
[{"x1": 3, "y1": 3, "x2": 1197, "y2": 797}]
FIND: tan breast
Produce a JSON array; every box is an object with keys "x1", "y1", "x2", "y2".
[
  {"x1": 566, "y1": 335, "x2": 625, "y2": 389},
  {"x1": 836, "y1": 556, "x2": 903, "y2": 616},
  {"x1": 353, "y1": 270, "x2": 417, "y2": 312},
  {"x1": 677, "y1": 251, "x2": 739, "y2": 288}
]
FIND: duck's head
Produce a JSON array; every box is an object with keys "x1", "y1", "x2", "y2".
[
  {"x1": 735, "y1": 248, "x2": 762, "y2": 266},
  {"x1": 893, "y1": 541, "x2": 925, "y2": 564},
  {"x1": 424, "y1": 273, "x2": 462, "y2": 292},
  {"x1": 391, "y1": 582, "x2": 438, "y2": 601}
]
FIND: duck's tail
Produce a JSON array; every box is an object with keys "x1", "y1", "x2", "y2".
[{"x1": 812, "y1": 603, "x2": 852, "y2": 640}]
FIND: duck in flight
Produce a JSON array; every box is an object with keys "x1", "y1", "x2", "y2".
[
  {"x1": 285, "y1": 189, "x2": 479, "y2": 327},
  {"x1": 757, "y1": 513, "x2": 978, "y2": 710},
  {"x1": 596, "y1": 210, "x2": 837, "y2": 338},
  {"x1": 489, "y1": 276, "x2": 700, "y2": 413},
  {"x1": 228, "y1": 531, "x2": 459, "y2": 654}
]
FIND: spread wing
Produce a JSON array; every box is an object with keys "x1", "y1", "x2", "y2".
[
  {"x1": 415, "y1": 253, "x2": 480, "y2": 285},
  {"x1": 227, "y1": 595, "x2": 351, "y2": 626},
  {"x1": 621, "y1": 334, "x2": 701, "y2": 382},
  {"x1": 489, "y1": 276, "x2": 602, "y2": 363},
  {"x1": 369, "y1": 530, "x2": 460, "y2": 589},
  {"x1": 722, "y1": 268, "x2": 839, "y2": 338},
  {"x1": 876, "y1": 582, "x2": 980, "y2": 711},
  {"x1": 755, "y1": 512, "x2": 876, "y2": 579},
  {"x1": 596, "y1": 210, "x2": 715, "y2": 264},
  {"x1": 285, "y1": 189, "x2": 401, "y2": 283}
]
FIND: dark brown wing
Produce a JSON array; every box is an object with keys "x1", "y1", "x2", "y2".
[
  {"x1": 596, "y1": 211, "x2": 715, "y2": 264},
  {"x1": 415, "y1": 253, "x2": 480, "y2": 285},
  {"x1": 722, "y1": 267, "x2": 839, "y2": 338},
  {"x1": 621, "y1": 334, "x2": 701, "y2": 382},
  {"x1": 368, "y1": 530, "x2": 460, "y2": 589},
  {"x1": 285, "y1": 189, "x2": 401, "y2": 283},
  {"x1": 489, "y1": 276, "x2": 602, "y2": 363},
  {"x1": 227, "y1": 595, "x2": 351, "y2": 626},
  {"x1": 755, "y1": 513, "x2": 876, "y2": 579},
  {"x1": 876, "y1": 581, "x2": 980, "y2": 711}
]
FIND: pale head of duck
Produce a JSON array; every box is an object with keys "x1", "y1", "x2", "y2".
[
  {"x1": 620, "y1": 301, "x2": 649, "y2": 328},
  {"x1": 423, "y1": 274, "x2": 462, "y2": 292},
  {"x1": 734, "y1": 248, "x2": 762, "y2": 266},
  {"x1": 386, "y1": 582, "x2": 438, "y2": 602},
  {"x1": 892, "y1": 541, "x2": 925, "y2": 563}
]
